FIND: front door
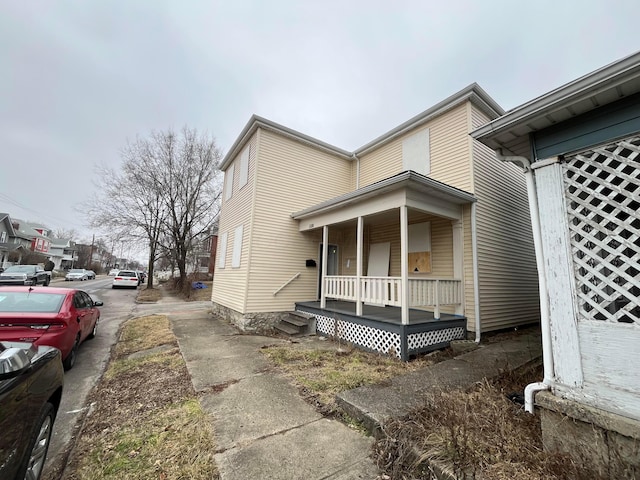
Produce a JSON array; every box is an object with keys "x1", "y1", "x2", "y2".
[{"x1": 318, "y1": 244, "x2": 338, "y2": 299}]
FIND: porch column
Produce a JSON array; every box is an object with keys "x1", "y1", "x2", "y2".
[
  {"x1": 452, "y1": 219, "x2": 464, "y2": 316},
  {"x1": 356, "y1": 216, "x2": 363, "y2": 316},
  {"x1": 400, "y1": 206, "x2": 409, "y2": 325},
  {"x1": 321, "y1": 226, "x2": 328, "y2": 309}
]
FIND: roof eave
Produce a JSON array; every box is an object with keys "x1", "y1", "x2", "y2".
[
  {"x1": 220, "y1": 115, "x2": 353, "y2": 171},
  {"x1": 355, "y1": 84, "x2": 504, "y2": 156},
  {"x1": 471, "y1": 50, "x2": 640, "y2": 145}
]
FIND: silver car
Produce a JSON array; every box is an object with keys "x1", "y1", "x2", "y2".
[{"x1": 65, "y1": 269, "x2": 88, "y2": 281}]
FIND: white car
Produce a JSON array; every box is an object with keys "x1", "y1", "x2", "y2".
[
  {"x1": 112, "y1": 270, "x2": 140, "y2": 289},
  {"x1": 65, "y1": 269, "x2": 89, "y2": 281},
  {"x1": 108, "y1": 269, "x2": 119, "y2": 276}
]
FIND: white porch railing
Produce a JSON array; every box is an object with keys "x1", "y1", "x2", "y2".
[{"x1": 324, "y1": 276, "x2": 462, "y2": 318}]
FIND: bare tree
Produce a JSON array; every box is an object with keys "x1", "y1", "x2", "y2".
[
  {"x1": 152, "y1": 128, "x2": 222, "y2": 290},
  {"x1": 86, "y1": 127, "x2": 222, "y2": 290}
]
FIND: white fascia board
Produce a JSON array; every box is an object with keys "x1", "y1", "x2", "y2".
[{"x1": 471, "y1": 50, "x2": 640, "y2": 143}]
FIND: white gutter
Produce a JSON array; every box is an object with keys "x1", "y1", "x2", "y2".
[
  {"x1": 353, "y1": 153, "x2": 360, "y2": 189},
  {"x1": 495, "y1": 150, "x2": 554, "y2": 413},
  {"x1": 471, "y1": 202, "x2": 481, "y2": 343}
]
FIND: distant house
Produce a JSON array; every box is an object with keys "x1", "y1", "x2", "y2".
[
  {"x1": 11, "y1": 219, "x2": 51, "y2": 255},
  {"x1": 472, "y1": 51, "x2": 640, "y2": 476},
  {"x1": 48, "y1": 238, "x2": 78, "y2": 270},
  {"x1": 0, "y1": 213, "x2": 21, "y2": 268},
  {"x1": 212, "y1": 85, "x2": 540, "y2": 360}
]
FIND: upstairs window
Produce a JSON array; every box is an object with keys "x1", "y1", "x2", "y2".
[
  {"x1": 224, "y1": 164, "x2": 235, "y2": 201},
  {"x1": 239, "y1": 146, "x2": 250, "y2": 188},
  {"x1": 0, "y1": 231, "x2": 6, "y2": 243},
  {"x1": 217, "y1": 232, "x2": 228, "y2": 268},
  {"x1": 402, "y1": 129, "x2": 430, "y2": 176}
]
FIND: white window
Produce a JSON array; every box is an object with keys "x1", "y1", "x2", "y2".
[
  {"x1": 217, "y1": 232, "x2": 228, "y2": 268},
  {"x1": 239, "y1": 146, "x2": 249, "y2": 188},
  {"x1": 224, "y1": 164, "x2": 235, "y2": 201},
  {"x1": 0, "y1": 231, "x2": 6, "y2": 243},
  {"x1": 232, "y1": 225, "x2": 243, "y2": 268},
  {"x1": 402, "y1": 129, "x2": 430, "y2": 176}
]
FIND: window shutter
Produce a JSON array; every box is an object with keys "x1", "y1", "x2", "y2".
[
  {"x1": 224, "y1": 164, "x2": 235, "y2": 201},
  {"x1": 239, "y1": 146, "x2": 249, "y2": 188}
]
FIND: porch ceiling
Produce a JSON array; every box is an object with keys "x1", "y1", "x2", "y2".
[{"x1": 292, "y1": 171, "x2": 475, "y2": 232}]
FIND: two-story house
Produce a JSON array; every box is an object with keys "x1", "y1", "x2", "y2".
[{"x1": 212, "y1": 84, "x2": 539, "y2": 360}]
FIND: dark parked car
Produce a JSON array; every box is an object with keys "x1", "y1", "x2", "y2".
[
  {"x1": 0, "y1": 265, "x2": 50, "y2": 286},
  {"x1": 0, "y1": 341, "x2": 64, "y2": 480},
  {"x1": 86, "y1": 270, "x2": 96, "y2": 280},
  {"x1": 0, "y1": 286, "x2": 102, "y2": 370}
]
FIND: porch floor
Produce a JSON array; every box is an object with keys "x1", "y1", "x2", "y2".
[{"x1": 296, "y1": 300, "x2": 463, "y2": 325}]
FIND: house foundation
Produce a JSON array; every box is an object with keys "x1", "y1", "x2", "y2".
[
  {"x1": 210, "y1": 302, "x2": 286, "y2": 333},
  {"x1": 536, "y1": 391, "x2": 640, "y2": 479}
]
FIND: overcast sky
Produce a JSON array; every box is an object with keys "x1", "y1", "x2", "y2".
[{"x1": 1, "y1": 0, "x2": 638, "y2": 245}]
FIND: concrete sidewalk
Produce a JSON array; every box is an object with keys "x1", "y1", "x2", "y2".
[
  {"x1": 169, "y1": 306, "x2": 541, "y2": 479},
  {"x1": 170, "y1": 310, "x2": 379, "y2": 480}
]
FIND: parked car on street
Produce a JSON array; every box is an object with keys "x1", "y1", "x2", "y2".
[
  {"x1": 0, "y1": 341, "x2": 64, "y2": 480},
  {"x1": 65, "y1": 269, "x2": 89, "y2": 281},
  {"x1": 0, "y1": 265, "x2": 50, "y2": 286},
  {"x1": 86, "y1": 270, "x2": 96, "y2": 280},
  {"x1": 0, "y1": 286, "x2": 102, "y2": 370},
  {"x1": 112, "y1": 270, "x2": 140, "y2": 289},
  {"x1": 137, "y1": 271, "x2": 146, "y2": 284}
]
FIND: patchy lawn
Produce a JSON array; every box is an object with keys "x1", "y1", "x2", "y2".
[
  {"x1": 136, "y1": 287, "x2": 162, "y2": 303},
  {"x1": 62, "y1": 316, "x2": 218, "y2": 480},
  {"x1": 261, "y1": 344, "x2": 453, "y2": 417}
]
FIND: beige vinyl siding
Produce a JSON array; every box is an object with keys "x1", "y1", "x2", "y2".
[
  {"x1": 245, "y1": 129, "x2": 352, "y2": 312},
  {"x1": 470, "y1": 105, "x2": 540, "y2": 332},
  {"x1": 212, "y1": 133, "x2": 258, "y2": 312},
  {"x1": 359, "y1": 141, "x2": 402, "y2": 188},
  {"x1": 358, "y1": 104, "x2": 473, "y2": 193},
  {"x1": 428, "y1": 103, "x2": 473, "y2": 192}
]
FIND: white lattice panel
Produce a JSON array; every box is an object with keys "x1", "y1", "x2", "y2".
[
  {"x1": 407, "y1": 327, "x2": 465, "y2": 350},
  {"x1": 563, "y1": 136, "x2": 640, "y2": 325},
  {"x1": 297, "y1": 310, "x2": 402, "y2": 357}
]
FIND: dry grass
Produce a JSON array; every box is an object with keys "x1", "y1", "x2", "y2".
[
  {"x1": 135, "y1": 287, "x2": 162, "y2": 303},
  {"x1": 187, "y1": 281, "x2": 212, "y2": 301},
  {"x1": 373, "y1": 362, "x2": 606, "y2": 480},
  {"x1": 62, "y1": 316, "x2": 219, "y2": 480},
  {"x1": 262, "y1": 345, "x2": 452, "y2": 415},
  {"x1": 115, "y1": 315, "x2": 176, "y2": 357}
]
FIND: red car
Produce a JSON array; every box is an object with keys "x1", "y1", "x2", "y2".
[{"x1": 0, "y1": 286, "x2": 102, "y2": 370}]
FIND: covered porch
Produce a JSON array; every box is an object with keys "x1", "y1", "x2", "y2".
[{"x1": 291, "y1": 171, "x2": 475, "y2": 359}]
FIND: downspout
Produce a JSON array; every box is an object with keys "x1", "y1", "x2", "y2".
[
  {"x1": 471, "y1": 202, "x2": 481, "y2": 343},
  {"x1": 495, "y1": 150, "x2": 553, "y2": 413}
]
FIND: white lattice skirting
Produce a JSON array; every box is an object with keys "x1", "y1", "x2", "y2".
[
  {"x1": 297, "y1": 310, "x2": 402, "y2": 358},
  {"x1": 297, "y1": 310, "x2": 465, "y2": 359},
  {"x1": 564, "y1": 136, "x2": 640, "y2": 326},
  {"x1": 407, "y1": 327, "x2": 465, "y2": 350}
]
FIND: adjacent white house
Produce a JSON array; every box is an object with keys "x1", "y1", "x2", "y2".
[
  {"x1": 212, "y1": 84, "x2": 540, "y2": 360},
  {"x1": 472, "y1": 50, "x2": 640, "y2": 476}
]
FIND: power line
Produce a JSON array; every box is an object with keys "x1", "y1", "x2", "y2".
[{"x1": 0, "y1": 193, "x2": 88, "y2": 230}]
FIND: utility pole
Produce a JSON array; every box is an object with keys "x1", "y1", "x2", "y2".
[{"x1": 89, "y1": 234, "x2": 95, "y2": 268}]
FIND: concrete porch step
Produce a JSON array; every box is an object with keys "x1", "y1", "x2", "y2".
[{"x1": 274, "y1": 311, "x2": 316, "y2": 336}]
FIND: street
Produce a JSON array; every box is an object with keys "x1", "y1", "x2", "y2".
[{"x1": 42, "y1": 276, "x2": 140, "y2": 480}]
